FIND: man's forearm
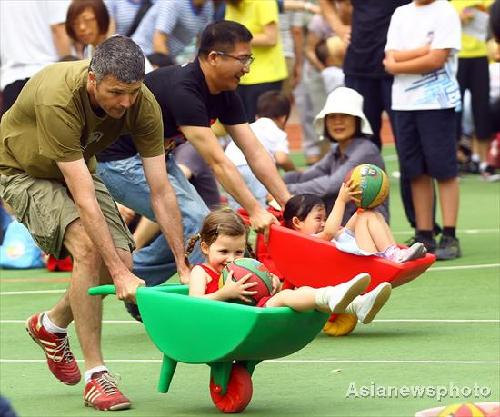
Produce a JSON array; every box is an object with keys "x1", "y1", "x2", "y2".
[{"x1": 319, "y1": 0, "x2": 343, "y2": 33}]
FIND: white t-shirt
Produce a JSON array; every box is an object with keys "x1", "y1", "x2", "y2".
[
  {"x1": 0, "y1": 0, "x2": 70, "y2": 89},
  {"x1": 321, "y1": 66, "x2": 345, "y2": 95},
  {"x1": 225, "y1": 118, "x2": 289, "y2": 167},
  {"x1": 385, "y1": 0, "x2": 462, "y2": 111}
]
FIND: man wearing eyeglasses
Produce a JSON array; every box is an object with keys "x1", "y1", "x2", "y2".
[{"x1": 96, "y1": 21, "x2": 291, "y2": 290}]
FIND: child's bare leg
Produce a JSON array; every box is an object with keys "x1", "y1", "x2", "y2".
[
  {"x1": 265, "y1": 287, "x2": 323, "y2": 312},
  {"x1": 365, "y1": 211, "x2": 395, "y2": 252},
  {"x1": 437, "y1": 177, "x2": 459, "y2": 228},
  {"x1": 375, "y1": 212, "x2": 396, "y2": 246},
  {"x1": 353, "y1": 212, "x2": 377, "y2": 252},
  {"x1": 355, "y1": 211, "x2": 393, "y2": 252}
]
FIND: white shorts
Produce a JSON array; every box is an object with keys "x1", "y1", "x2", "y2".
[{"x1": 333, "y1": 229, "x2": 373, "y2": 256}]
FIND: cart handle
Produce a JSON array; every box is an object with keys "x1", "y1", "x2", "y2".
[{"x1": 88, "y1": 285, "x2": 116, "y2": 295}]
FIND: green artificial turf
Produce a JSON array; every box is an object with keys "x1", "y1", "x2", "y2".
[{"x1": 1, "y1": 144, "x2": 498, "y2": 416}]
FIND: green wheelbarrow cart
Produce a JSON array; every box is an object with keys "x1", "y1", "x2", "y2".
[{"x1": 89, "y1": 284, "x2": 329, "y2": 413}]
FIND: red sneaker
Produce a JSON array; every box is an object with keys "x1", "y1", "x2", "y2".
[
  {"x1": 84, "y1": 371, "x2": 131, "y2": 411},
  {"x1": 25, "y1": 313, "x2": 81, "y2": 385}
]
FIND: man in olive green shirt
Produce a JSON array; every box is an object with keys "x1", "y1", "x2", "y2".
[{"x1": 0, "y1": 36, "x2": 189, "y2": 411}]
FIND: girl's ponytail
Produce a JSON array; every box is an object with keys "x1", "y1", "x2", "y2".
[{"x1": 185, "y1": 233, "x2": 201, "y2": 256}]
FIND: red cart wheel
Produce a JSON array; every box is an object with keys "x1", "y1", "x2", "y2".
[{"x1": 210, "y1": 364, "x2": 253, "y2": 413}]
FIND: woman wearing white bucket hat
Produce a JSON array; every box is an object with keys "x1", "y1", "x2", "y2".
[{"x1": 284, "y1": 87, "x2": 388, "y2": 222}]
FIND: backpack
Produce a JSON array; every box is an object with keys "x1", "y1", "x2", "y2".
[{"x1": 0, "y1": 221, "x2": 44, "y2": 269}]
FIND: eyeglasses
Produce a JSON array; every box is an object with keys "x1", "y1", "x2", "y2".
[{"x1": 214, "y1": 51, "x2": 255, "y2": 67}]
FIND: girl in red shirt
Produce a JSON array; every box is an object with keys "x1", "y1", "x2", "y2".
[{"x1": 187, "y1": 207, "x2": 372, "y2": 313}]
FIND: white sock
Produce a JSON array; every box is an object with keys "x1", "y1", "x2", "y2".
[
  {"x1": 85, "y1": 365, "x2": 108, "y2": 383},
  {"x1": 344, "y1": 297, "x2": 360, "y2": 315},
  {"x1": 42, "y1": 312, "x2": 67, "y2": 334},
  {"x1": 314, "y1": 287, "x2": 329, "y2": 306}
]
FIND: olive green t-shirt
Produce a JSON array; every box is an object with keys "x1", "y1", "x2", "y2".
[{"x1": 0, "y1": 61, "x2": 164, "y2": 180}]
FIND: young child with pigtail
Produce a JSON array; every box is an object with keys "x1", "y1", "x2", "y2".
[{"x1": 186, "y1": 207, "x2": 387, "y2": 320}]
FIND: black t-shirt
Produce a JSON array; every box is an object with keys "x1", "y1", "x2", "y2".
[
  {"x1": 343, "y1": 0, "x2": 411, "y2": 79},
  {"x1": 97, "y1": 59, "x2": 247, "y2": 162}
]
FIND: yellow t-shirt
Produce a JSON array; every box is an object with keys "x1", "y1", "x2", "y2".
[
  {"x1": 0, "y1": 61, "x2": 164, "y2": 180},
  {"x1": 225, "y1": 0, "x2": 287, "y2": 84},
  {"x1": 451, "y1": 0, "x2": 493, "y2": 58}
]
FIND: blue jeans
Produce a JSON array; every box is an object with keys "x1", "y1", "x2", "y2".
[
  {"x1": 97, "y1": 154, "x2": 209, "y2": 286},
  {"x1": 226, "y1": 165, "x2": 267, "y2": 210}
]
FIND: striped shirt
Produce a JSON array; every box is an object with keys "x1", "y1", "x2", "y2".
[
  {"x1": 104, "y1": 0, "x2": 156, "y2": 36},
  {"x1": 132, "y1": 0, "x2": 213, "y2": 57}
]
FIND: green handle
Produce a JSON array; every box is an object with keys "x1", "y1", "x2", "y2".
[{"x1": 88, "y1": 285, "x2": 116, "y2": 296}]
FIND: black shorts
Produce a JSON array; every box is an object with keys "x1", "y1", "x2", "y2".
[
  {"x1": 457, "y1": 57, "x2": 492, "y2": 140},
  {"x1": 394, "y1": 109, "x2": 458, "y2": 180}
]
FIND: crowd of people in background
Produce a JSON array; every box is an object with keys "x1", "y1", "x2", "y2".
[
  {"x1": 2, "y1": 0, "x2": 500, "y2": 255},
  {"x1": 0, "y1": 0, "x2": 499, "y2": 413}
]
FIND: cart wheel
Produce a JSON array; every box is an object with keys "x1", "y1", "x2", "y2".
[{"x1": 210, "y1": 364, "x2": 253, "y2": 413}]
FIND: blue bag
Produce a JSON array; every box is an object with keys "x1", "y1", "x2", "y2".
[{"x1": 0, "y1": 221, "x2": 44, "y2": 269}]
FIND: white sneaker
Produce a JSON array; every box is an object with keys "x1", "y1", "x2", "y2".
[
  {"x1": 351, "y1": 282, "x2": 392, "y2": 324},
  {"x1": 400, "y1": 243, "x2": 427, "y2": 262},
  {"x1": 322, "y1": 273, "x2": 371, "y2": 314}
]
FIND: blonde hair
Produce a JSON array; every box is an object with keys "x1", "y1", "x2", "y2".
[
  {"x1": 186, "y1": 208, "x2": 255, "y2": 257},
  {"x1": 326, "y1": 36, "x2": 346, "y2": 67}
]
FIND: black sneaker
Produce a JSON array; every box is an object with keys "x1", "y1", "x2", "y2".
[
  {"x1": 435, "y1": 235, "x2": 462, "y2": 261},
  {"x1": 467, "y1": 160, "x2": 480, "y2": 174},
  {"x1": 406, "y1": 235, "x2": 436, "y2": 254}
]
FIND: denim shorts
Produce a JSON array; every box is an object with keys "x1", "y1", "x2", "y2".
[
  {"x1": 393, "y1": 109, "x2": 458, "y2": 180},
  {"x1": 97, "y1": 153, "x2": 209, "y2": 285},
  {"x1": 226, "y1": 164, "x2": 267, "y2": 210}
]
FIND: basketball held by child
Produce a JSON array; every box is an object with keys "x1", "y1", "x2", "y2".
[
  {"x1": 346, "y1": 164, "x2": 389, "y2": 209},
  {"x1": 219, "y1": 258, "x2": 274, "y2": 305}
]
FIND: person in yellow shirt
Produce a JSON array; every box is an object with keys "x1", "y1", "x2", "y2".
[
  {"x1": 452, "y1": 0, "x2": 494, "y2": 177},
  {"x1": 225, "y1": 0, "x2": 288, "y2": 122}
]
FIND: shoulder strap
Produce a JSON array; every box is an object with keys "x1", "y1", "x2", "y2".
[{"x1": 126, "y1": 0, "x2": 153, "y2": 37}]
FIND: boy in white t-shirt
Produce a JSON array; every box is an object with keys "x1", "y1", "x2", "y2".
[
  {"x1": 384, "y1": 0, "x2": 462, "y2": 260},
  {"x1": 225, "y1": 91, "x2": 296, "y2": 209},
  {"x1": 315, "y1": 35, "x2": 346, "y2": 95}
]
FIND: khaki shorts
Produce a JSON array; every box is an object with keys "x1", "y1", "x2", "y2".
[{"x1": 0, "y1": 173, "x2": 135, "y2": 259}]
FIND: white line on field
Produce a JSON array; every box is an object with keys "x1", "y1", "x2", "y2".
[
  {"x1": 0, "y1": 289, "x2": 66, "y2": 295},
  {"x1": 392, "y1": 228, "x2": 499, "y2": 235},
  {"x1": 1, "y1": 261, "x2": 498, "y2": 297},
  {"x1": 374, "y1": 319, "x2": 500, "y2": 323},
  {"x1": 427, "y1": 263, "x2": 499, "y2": 272},
  {"x1": 0, "y1": 320, "x2": 140, "y2": 324},
  {"x1": 1, "y1": 319, "x2": 498, "y2": 324},
  {"x1": 0, "y1": 359, "x2": 497, "y2": 365}
]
